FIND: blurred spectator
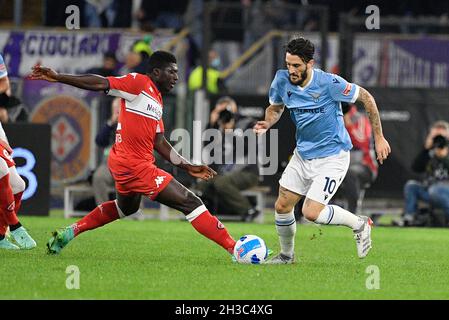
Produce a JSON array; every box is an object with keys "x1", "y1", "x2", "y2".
[
  {"x1": 195, "y1": 97, "x2": 260, "y2": 221},
  {"x1": 120, "y1": 37, "x2": 153, "y2": 74},
  {"x1": 396, "y1": 121, "x2": 449, "y2": 226},
  {"x1": 188, "y1": 49, "x2": 227, "y2": 94},
  {"x1": 337, "y1": 103, "x2": 378, "y2": 213},
  {"x1": 92, "y1": 97, "x2": 120, "y2": 205},
  {"x1": 84, "y1": 0, "x2": 114, "y2": 28},
  {"x1": 86, "y1": 51, "x2": 118, "y2": 77},
  {"x1": 137, "y1": 0, "x2": 189, "y2": 30}
]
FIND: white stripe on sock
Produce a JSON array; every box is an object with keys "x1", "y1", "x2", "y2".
[
  {"x1": 315, "y1": 205, "x2": 363, "y2": 230},
  {"x1": 114, "y1": 200, "x2": 126, "y2": 219},
  {"x1": 186, "y1": 205, "x2": 207, "y2": 222}
]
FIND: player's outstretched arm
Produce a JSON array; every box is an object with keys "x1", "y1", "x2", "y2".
[
  {"x1": 154, "y1": 133, "x2": 217, "y2": 181},
  {"x1": 29, "y1": 65, "x2": 109, "y2": 92},
  {"x1": 253, "y1": 104, "x2": 285, "y2": 135},
  {"x1": 356, "y1": 86, "x2": 391, "y2": 164}
]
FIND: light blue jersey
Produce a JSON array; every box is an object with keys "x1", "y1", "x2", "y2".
[
  {"x1": 0, "y1": 54, "x2": 7, "y2": 79},
  {"x1": 269, "y1": 68, "x2": 359, "y2": 160}
]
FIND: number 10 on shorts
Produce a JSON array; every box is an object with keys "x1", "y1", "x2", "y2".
[{"x1": 323, "y1": 177, "x2": 337, "y2": 194}]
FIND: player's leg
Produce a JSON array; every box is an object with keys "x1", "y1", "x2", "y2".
[
  {"x1": 302, "y1": 152, "x2": 372, "y2": 258},
  {"x1": 0, "y1": 158, "x2": 20, "y2": 249},
  {"x1": 155, "y1": 178, "x2": 236, "y2": 254},
  {"x1": 47, "y1": 191, "x2": 139, "y2": 254},
  {"x1": 266, "y1": 151, "x2": 306, "y2": 264},
  {"x1": 266, "y1": 186, "x2": 302, "y2": 264},
  {"x1": 7, "y1": 166, "x2": 36, "y2": 249}
]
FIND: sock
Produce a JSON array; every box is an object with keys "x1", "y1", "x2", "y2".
[
  {"x1": 72, "y1": 200, "x2": 120, "y2": 237},
  {"x1": 0, "y1": 213, "x2": 7, "y2": 238},
  {"x1": 13, "y1": 191, "x2": 23, "y2": 215},
  {"x1": 187, "y1": 205, "x2": 236, "y2": 254},
  {"x1": 275, "y1": 210, "x2": 296, "y2": 257},
  {"x1": 0, "y1": 174, "x2": 19, "y2": 226},
  {"x1": 9, "y1": 222, "x2": 22, "y2": 231},
  {"x1": 314, "y1": 205, "x2": 364, "y2": 230}
]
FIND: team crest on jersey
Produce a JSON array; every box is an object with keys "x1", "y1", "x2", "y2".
[
  {"x1": 31, "y1": 96, "x2": 91, "y2": 185},
  {"x1": 308, "y1": 92, "x2": 321, "y2": 103}
]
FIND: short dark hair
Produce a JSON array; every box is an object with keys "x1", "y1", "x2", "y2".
[
  {"x1": 148, "y1": 51, "x2": 177, "y2": 73},
  {"x1": 286, "y1": 37, "x2": 315, "y2": 63}
]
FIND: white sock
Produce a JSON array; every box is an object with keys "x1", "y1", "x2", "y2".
[
  {"x1": 314, "y1": 205, "x2": 364, "y2": 230},
  {"x1": 275, "y1": 210, "x2": 296, "y2": 257}
]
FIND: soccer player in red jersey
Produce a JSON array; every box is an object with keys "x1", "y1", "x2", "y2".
[
  {"x1": 30, "y1": 51, "x2": 237, "y2": 256},
  {"x1": 0, "y1": 53, "x2": 36, "y2": 250}
]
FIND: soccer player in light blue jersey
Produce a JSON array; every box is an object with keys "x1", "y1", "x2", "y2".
[{"x1": 254, "y1": 37, "x2": 391, "y2": 263}]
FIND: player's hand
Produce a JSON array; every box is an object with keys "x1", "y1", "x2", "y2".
[
  {"x1": 253, "y1": 121, "x2": 271, "y2": 135},
  {"x1": 29, "y1": 65, "x2": 59, "y2": 82},
  {"x1": 375, "y1": 136, "x2": 391, "y2": 164},
  {"x1": 186, "y1": 164, "x2": 217, "y2": 181}
]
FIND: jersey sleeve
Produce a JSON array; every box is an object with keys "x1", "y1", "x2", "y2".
[
  {"x1": 106, "y1": 73, "x2": 145, "y2": 101},
  {"x1": 268, "y1": 72, "x2": 284, "y2": 105},
  {"x1": 0, "y1": 54, "x2": 8, "y2": 79},
  {"x1": 327, "y1": 74, "x2": 360, "y2": 103}
]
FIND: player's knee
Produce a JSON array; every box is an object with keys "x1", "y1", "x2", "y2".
[
  {"x1": 301, "y1": 205, "x2": 320, "y2": 221},
  {"x1": 184, "y1": 191, "x2": 203, "y2": 213},
  {"x1": 275, "y1": 199, "x2": 294, "y2": 214}
]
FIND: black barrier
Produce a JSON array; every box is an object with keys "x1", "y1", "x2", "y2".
[
  {"x1": 3, "y1": 123, "x2": 51, "y2": 216},
  {"x1": 210, "y1": 88, "x2": 449, "y2": 198}
]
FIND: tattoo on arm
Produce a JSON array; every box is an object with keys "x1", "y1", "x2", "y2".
[
  {"x1": 265, "y1": 104, "x2": 285, "y2": 125},
  {"x1": 357, "y1": 87, "x2": 383, "y2": 137}
]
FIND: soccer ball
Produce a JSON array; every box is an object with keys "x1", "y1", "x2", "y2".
[{"x1": 233, "y1": 235, "x2": 268, "y2": 264}]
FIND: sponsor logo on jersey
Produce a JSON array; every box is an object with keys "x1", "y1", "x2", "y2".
[{"x1": 125, "y1": 91, "x2": 163, "y2": 121}]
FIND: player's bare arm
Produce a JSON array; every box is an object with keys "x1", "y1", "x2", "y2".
[
  {"x1": 356, "y1": 86, "x2": 391, "y2": 164},
  {"x1": 0, "y1": 75, "x2": 11, "y2": 94},
  {"x1": 253, "y1": 104, "x2": 285, "y2": 135},
  {"x1": 30, "y1": 65, "x2": 109, "y2": 91},
  {"x1": 154, "y1": 133, "x2": 217, "y2": 180}
]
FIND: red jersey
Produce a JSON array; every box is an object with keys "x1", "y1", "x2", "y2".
[
  {"x1": 105, "y1": 73, "x2": 173, "y2": 198},
  {"x1": 106, "y1": 73, "x2": 164, "y2": 164},
  {"x1": 345, "y1": 106, "x2": 378, "y2": 176}
]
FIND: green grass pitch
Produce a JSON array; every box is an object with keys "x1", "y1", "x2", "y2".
[{"x1": 1, "y1": 214, "x2": 449, "y2": 300}]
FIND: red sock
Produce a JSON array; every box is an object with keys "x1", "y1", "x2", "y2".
[
  {"x1": 14, "y1": 191, "x2": 23, "y2": 215},
  {"x1": 0, "y1": 174, "x2": 19, "y2": 226},
  {"x1": 190, "y1": 210, "x2": 236, "y2": 254},
  {"x1": 0, "y1": 213, "x2": 7, "y2": 236},
  {"x1": 72, "y1": 200, "x2": 120, "y2": 237}
]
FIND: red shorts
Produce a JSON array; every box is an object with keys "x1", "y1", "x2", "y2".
[
  {"x1": 108, "y1": 155, "x2": 173, "y2": 200},
  {"x1": 0, "y1": 141, "x2": 15, "y2": 168}
]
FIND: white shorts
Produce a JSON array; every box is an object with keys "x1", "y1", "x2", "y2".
[{"x1": 279, "y1": 149, "x2": 350, "y2": 205}]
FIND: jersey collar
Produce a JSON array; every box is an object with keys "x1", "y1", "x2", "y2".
[{"x1": 297, "y1": 69, "x2": 314, "y2": 91}]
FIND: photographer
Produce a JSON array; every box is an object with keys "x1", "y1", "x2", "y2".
[
  {"x1": 399, "y1": 121, "x2": 449, "y2": 226},
  {"x1": 195, "y1": 98, "x2": 260, "y2": 221}
]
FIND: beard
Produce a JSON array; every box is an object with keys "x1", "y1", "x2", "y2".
[{"x1": 289, "y1": 67, "x2": 308, "y2": 86}]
